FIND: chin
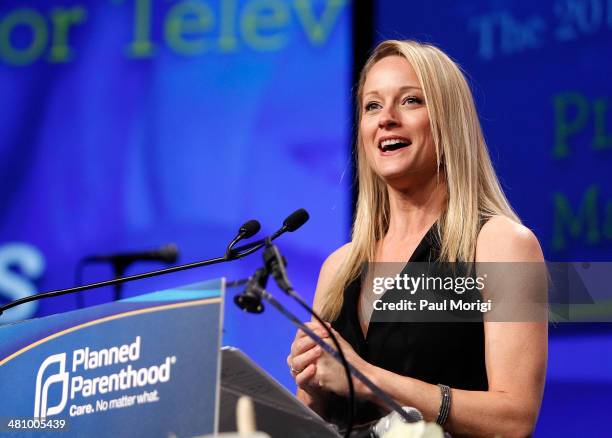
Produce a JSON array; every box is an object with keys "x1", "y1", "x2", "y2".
[
  {"x1": 376, "y1": 169, "x2": 413, "y2": 186},
  {"x1": 372, "y1": 161, "x2": 414, "y2": 180},
  {"x1": 375, "y1": 163, "x2": 436, "y2": 190}
]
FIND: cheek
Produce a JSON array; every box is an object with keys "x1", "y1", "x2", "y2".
[
  {"x1": 359, "y1": 120, "x2": 378, "y2": 158},
  {"x1": 407, "y1": 112, "x2": 431, "y2": 139},
  {"x1": 360, "y1": 139, "x2": 379, "y2": 173},
  {"x1": 362, "y1": 142, "x2": 375, "y2": 167},
  {"x1": 359, "y1": 119, "x2": 376, "y2": 143}
]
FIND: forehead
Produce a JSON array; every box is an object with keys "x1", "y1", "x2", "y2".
[{"x1": 363, "y1": 56, "x2": 421, "y2": 95}]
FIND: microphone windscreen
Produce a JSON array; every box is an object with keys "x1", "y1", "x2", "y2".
[
  {"x1": 159, "y1": 244, "x2": 179, "y2": 263},
  {"x1": 283, "y1": 209, "x2": 309, "y2": 232},
  {"x1": 240, "y1": 220, "x2": 261, "y2": 238}
]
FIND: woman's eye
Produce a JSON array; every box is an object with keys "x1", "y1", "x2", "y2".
[
  {"x1": 403, "y1": 96, "x2": 423, "y2": 105},
  {"x1": 364, "y1": 102, "x2": 380, "y2": 112}
]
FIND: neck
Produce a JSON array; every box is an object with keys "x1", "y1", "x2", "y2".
[{"x1": 385, "y1": 172, "x2": 447, "y2": 240}]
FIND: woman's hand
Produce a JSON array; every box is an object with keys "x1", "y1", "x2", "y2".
[
  {"x1": 287, "y1": 322, "x2": 329, "y2": 392},
  {"x1": 315, "y1": 326, "x2": 374, "y2": 399}
]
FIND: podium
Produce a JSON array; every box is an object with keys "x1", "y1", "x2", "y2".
[
  {"x1": 220, "y1": 347, "x2": 339, "y2": 438},
  {"x1": 0, "y1": 279, "x2": 339, "y2": 437}
]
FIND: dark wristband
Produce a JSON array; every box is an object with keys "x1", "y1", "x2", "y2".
[{"x1": 436, "y1": 384, "x2": 451, "y2": 426}]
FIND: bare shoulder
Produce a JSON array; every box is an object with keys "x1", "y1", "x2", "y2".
[
  {"x1": 321, "y1": 242, "x2": 352, "y2": 273},
  {"x1": 476, "y1": 216, "x2": 544, "y2": 262},
  {"x1": 312, "y1": 243, "x2": 352, "y2": 311}
]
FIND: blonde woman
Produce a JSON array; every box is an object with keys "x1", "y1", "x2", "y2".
[{"x1": 287, "y1": 40, "x2": 547, "y2": 438}]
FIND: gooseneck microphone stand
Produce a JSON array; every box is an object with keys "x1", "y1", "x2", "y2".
[
  {"x1": 0, "y1": 231, "x2": 250, "y2": 316},
  {"x1": 0, "y1": 210, "x2": 309, "y2": 317}
]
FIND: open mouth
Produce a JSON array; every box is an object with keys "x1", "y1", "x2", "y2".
[{"x1": 378, "y1": 138, "x2": 412, "y2": 152}]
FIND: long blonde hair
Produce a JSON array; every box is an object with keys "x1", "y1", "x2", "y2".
[{"x1": 320, "y1": 40, "x2": 519, "y2": 321}]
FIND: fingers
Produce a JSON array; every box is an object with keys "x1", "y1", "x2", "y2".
[
  {"x1": 288, "y1": 344, "x2": 322, "y2": 374},
  {"x1": 288, "y1": 322, "x2": 334, "y2": 383},
  {"x1": 295, "y1": 363, "x2": 317, "y2": 387},
  {"x1": 295, "y1": 321, "x2": 331, "y2": 339},
  {"x1": 291, "y1": 333, "x2": 321, "y2": 358},
  {"x1": 290, "y1": 322, "x2": 330, "y2": 357}
]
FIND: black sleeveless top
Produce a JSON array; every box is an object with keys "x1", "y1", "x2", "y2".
[{"x1": 328, "y1": 225, "x2": 488, "y2": 428}]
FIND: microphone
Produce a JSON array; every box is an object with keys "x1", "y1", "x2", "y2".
[
  {"x1": 79, "y1": 244, "x2": 180, "y2": 302},
  {"x1": 232, "y1": 210, "x2": 308, "y2": 313},
  {"x1": 84, "y1": 243, "x2": 179, "y2": 265},
  {"x1": 230, "y1": 209, "x2": 309, "y2": 257},
  {"x1": 226, "y1": 220, "x2": 261, "y2": 258},
  {"x1": 240, "y1": 220, "x2": 262, "y2": 239},
  {"x1": 271, "y1": 208, "x2": 309, "y2": 238}
]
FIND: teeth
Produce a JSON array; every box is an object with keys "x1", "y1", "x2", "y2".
[
  {"x1": 379, "y1": 138, "x2": 410, "y2": 152},
  {"x1": 380, "y1": 139, "x2": 407, "y2": 147}
]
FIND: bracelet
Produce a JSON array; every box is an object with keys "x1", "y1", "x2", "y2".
[{"x1": 435, "y1": 384, "x2": 451, "y2": 426}]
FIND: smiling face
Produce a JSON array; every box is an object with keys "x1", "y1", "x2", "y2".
[{"x1": 359, "y1": 56, "x2": 438, "y2": 189}]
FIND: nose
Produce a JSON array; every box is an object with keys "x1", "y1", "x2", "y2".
[{"x1": 378, "y1": 105, "x2": 399, "y2": 129}]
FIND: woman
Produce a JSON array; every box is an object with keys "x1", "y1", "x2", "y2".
[{"x1": 287, "y1": 40, "x2": 547, "y2": 438}]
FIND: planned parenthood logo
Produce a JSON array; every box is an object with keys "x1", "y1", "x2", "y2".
[
  {"x1": 33, "y1": 337, "x2": 176, "y2": 418},
  {"x1": 34, "y1": 353, "x2": 69, "y2": 418}
]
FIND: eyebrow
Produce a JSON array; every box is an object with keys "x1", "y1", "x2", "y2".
[{"x1": 363, "y1": 85, "x2": 423, "y2": 99}]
